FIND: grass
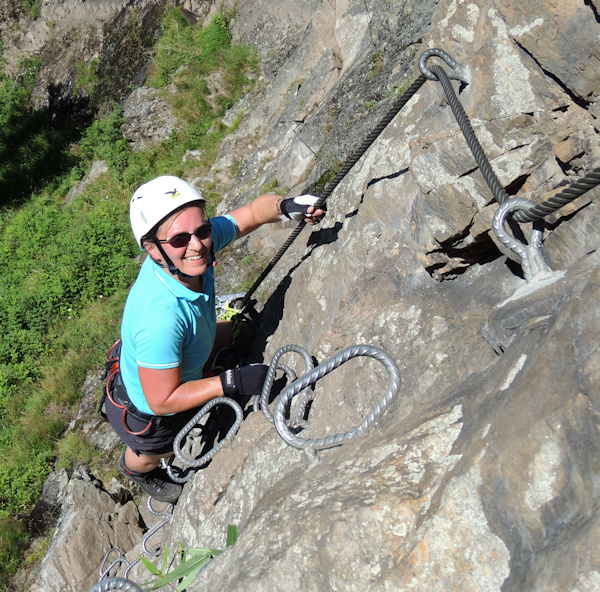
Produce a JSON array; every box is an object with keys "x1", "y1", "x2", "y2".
[{"x1": 0, "y1": 7, "x2": 260, "y2": 588}]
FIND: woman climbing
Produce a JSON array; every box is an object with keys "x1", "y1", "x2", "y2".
[{"x1": 105, "y1": 175, "x2": 324, "y2": 502}]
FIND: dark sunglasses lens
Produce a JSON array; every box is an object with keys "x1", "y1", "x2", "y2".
[
  {"x1": 167, "y1": 233, "x2": 192, "y2": 248},
  {"x1": 165, "y1": 223, "x2": 211, "y2": 247},
  {"x1": 195, "y1": 223, "x2": 212, "y2": 240}
]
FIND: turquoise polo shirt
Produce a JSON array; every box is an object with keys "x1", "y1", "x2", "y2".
[{"x1": 119, "y1": 215, "x2": 238, "y2": 415}]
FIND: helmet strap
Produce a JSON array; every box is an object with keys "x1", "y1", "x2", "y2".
[{"x1": 151, "y1": 237, "x2": 194, "y2": 280}]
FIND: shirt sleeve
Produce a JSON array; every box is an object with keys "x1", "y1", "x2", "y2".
[
  {"x1": 211, "y1": 214, "x2": 238, "y2": 253},
  {"x1": 133, "y1": 303, "x2": 184, "y2": 370}
]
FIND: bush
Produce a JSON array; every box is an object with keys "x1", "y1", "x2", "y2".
[{"x1": 0, "y1": 519, "x2": 28, "y2": 590}]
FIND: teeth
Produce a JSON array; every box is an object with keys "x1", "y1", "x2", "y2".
[{"x1": 186, "y1": 255, "x2": 203, "y2": 261}]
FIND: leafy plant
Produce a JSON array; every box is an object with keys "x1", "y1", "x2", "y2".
[
  {"x1": 75, "y1": 103, "x2": 131, "y2": 176},
  {"x1": 22, "y1": 1, "x2": 41, "y2": 19},
  {"x1": 140, "y1": 525, "x2": 238, "y2": 591},
  {"x1": 0, "y1": 519, "x2": 28, "y2": 584},
  {"x1": 74, "y1": 59, "x2": 99, "y2": 95}
]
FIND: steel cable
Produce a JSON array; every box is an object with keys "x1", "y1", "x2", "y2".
[
  {"x1": 429, "y1": 64, "x2": 511, "y2": 209},
  {"x1": 429, "y1": 64, "x2": 600, "y2": 224},
  {"x1": 239, "y1": 75, "x2": 428, "y2": 309},
  {"x1": 513, "y1": 167, "x2": 600, "y2": 223},
  {"x1": 167, "y1": 397, "x2": 244, "y2": 483},
  {"x1": 273, "y1": 344, "x2": 401, "y2": 466},
  {"x1": 86, "y1": 578, "x2": 143, "y2": 592}
]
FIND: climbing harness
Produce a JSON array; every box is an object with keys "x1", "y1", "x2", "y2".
[{"x1": 102, "y1": 340, "x2": 172, "y2": 436}]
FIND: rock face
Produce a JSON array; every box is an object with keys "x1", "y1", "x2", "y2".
[
  {"x1": 15, "y1": 0, "x2": 600, "y2": 591},
  {"x1": 1, "y1": 0, "x2": 170, "y2": 118},
  {"x1": 29, "y1": 467, "x2": 143, "y2": 592}
]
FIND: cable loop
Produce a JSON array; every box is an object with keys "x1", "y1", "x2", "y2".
[
  {"x1": 86, "y1": 578, "x2": 143, "y2": 592},
  {"x1": 99, "y1": 549, "x2": 134, "y2": 581},
  {"x1": 419, "y1": 48, "x2": 470, "y2": 83},
  {"x1": 273, "y1": 345, "x2": 401, "y2": 467},
  {"x1": 253, "y1": 344, "x2": 315, "y2": 426},
  {"x1": 141, "y1": 497, "x2": 172, "y2": 556},
  {"x1": 492, "y1": 198, "x2": 554, "y2": 282},
  {"x1": 166, "y1": 397, "x2": 244, "y2": 483}
]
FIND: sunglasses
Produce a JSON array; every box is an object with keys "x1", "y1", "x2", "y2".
[{"x1": 157, "y1": 222, "x2": 212, "y2": 248}]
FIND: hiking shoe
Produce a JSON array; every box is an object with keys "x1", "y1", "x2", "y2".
[{"x1": 118, "y1": 453, "x2": 182, "y2": 504}]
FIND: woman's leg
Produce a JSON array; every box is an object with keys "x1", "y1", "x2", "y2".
[{"x1": 124, "y1": 447, "x2": 171, "y2": 473}]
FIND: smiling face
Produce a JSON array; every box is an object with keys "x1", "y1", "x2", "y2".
[{"x1": 146, "y1": 204, "x2": 212, "y2": 291}]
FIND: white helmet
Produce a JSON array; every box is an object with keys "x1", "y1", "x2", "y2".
[{"x1": 130, "y1": 175, "x2": 206, "y2": 247}]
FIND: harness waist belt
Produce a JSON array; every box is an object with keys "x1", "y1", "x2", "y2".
[{"x1": 111, "y1": 371, "x2": 169, "y2": 427}]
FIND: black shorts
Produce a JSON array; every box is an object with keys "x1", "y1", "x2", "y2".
[{"x1": 105, "y1": 389, "x2": 200, "y2": 456}]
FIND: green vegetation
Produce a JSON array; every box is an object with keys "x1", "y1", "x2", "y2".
[
  {"x1": 140, "y1": 525, "x2": 238, "y2": 591},
  {"x1": 0, "y1": 57, "x2": 83, "y2": 208},
  {"x1": 369, "y1": 51, "x2": 385, "y2": 80},
  {"x1": 22, "y1": 1, "x2": 41, "y2": 19},
  {"x1": 364, "y1": 100, "x2": 376, "y2": 111},
  {"x1": 74, "y1": 58, "x2": 99, "y2": 95},
  {"x1": 0, "y1": 7, "x2": 258, "y2": 589}
]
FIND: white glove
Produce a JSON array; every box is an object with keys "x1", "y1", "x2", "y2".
[{"x1": 278, "y1": 194, "x2": 323, "y2": 222}]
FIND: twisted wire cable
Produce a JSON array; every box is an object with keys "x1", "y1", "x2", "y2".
[
  {"x1": 513, "y1": 167, "x2": 600, "y2": 223},
  {"x1": 167, "y1": 397, "x2": 244, "y2": 483},
  {"x1": 86, "y1": 578, "x2": 143, "y2": 592},
  {"x1": 273, "y1": 345, "x2": 401, "y2": 466},
  {"x1": 253, "y1": 344, "x2": 315, "y2": 425},
  {"x1": 429, "y1": 64, "x2": 600, "y2": 224},
  {"x1": 429, "y1": 64, "x2": 511, "y2": 209},
  {"x1": 239, "y1": 75, "x2": 428, "y2": 309}
]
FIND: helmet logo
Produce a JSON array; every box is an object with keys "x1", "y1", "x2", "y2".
[{"x1": 165, "y1": 188, "x2": 181, "y2": 198}]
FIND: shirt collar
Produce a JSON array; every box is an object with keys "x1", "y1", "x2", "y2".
[{"x1": 149, "y1": 258, "x2": 209, "y2": 302}]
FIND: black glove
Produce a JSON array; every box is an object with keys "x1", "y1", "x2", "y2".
[
  {"x1": 219, "y1": 364, "x2": 269, "y2": 396},
  {"x1": 279, "y1": 194, "x2": 325, "y2": 222}
]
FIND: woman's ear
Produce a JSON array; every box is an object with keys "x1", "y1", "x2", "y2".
[{"x1": 143, "y1": 239, "x2": 162, "y2": 263}]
